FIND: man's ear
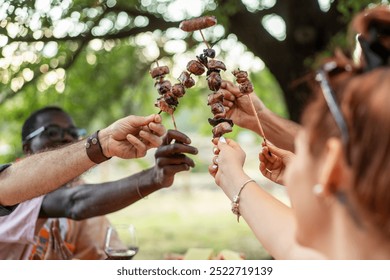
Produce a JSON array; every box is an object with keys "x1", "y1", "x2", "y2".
[{"x1": 318, "y1": 137, "x2": 350, "y2": 195}]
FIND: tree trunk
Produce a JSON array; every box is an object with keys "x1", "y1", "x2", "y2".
[{"x1": 224, "y1": 0, "x2": 346, "y2": 122}]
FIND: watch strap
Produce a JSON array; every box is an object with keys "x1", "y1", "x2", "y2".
[{"x1": 85, "y1": 130, "x2": 111, "y2": 164}]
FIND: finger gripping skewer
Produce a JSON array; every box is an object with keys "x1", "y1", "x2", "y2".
[{"x1": 232, "y1": 69, "x2": 270, "y2": 148}]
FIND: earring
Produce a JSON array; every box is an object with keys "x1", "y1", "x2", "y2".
[{"x1": 312, "y1": 184, "x2": 324, "y2": 196}]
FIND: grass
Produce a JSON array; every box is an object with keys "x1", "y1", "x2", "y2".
[
  {"x1": 106, "y1": 182, "x2": 272, "y2": 260},
  {"x1": 84, "y1": 134, "x2": 288, "y2": 260}
]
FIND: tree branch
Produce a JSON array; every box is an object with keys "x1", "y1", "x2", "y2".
[{"x1": 0, "y1": 39, "x2": 87, "y2": 105}]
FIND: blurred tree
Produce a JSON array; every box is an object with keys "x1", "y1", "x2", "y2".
[{"x1": 0, "y1": 0, "x2": 385, "y2": 162}]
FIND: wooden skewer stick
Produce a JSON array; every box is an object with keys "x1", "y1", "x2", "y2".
[
  {"x1": 199, "y1": 30, "x2": 211, "y2": 49},
  {"x1": 247, "y1": 95, "x2": 269, "y2": 146},
  {"x1": 171, "y1": 113, "x2": 178, "y2": 130}
]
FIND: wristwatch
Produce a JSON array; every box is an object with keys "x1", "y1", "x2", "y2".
[{"x1": 85, "y1": 130, "x2": 111, "y2": 164}]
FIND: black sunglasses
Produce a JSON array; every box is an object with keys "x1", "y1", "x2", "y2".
[
  {"x1": 23, "y1": 124, "x2": 86, "y2": 143},
  {"x1": 315, "y1": 62, "x2": 350, "y2": 148}
]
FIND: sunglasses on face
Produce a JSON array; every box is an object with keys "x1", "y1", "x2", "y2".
[{"x1": 23, "y1": 124, "x2": 87, "y2": 143}]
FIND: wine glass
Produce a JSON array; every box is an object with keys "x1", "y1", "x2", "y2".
[{"x1": 104, "y1": 224, "x2": 139, "y2": 260}]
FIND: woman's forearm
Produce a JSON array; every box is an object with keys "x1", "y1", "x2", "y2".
[{"x1": 237, "y1": 182, "x2": 324, "y2": 259}]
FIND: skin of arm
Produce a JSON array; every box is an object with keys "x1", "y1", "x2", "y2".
[
  {"x1": 38, "y1": 130, "x2": 198, "y2": 220},
  {"x1": 209, "y1": 137, "x2": 325, "y2": 259},
  {"x1": 220, "y1": 81, "x2": 300, "y2": 151},
  {"x1": 0, "y1": 114, "x2": 165, "y2": 206}
]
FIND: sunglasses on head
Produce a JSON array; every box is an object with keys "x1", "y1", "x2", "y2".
[
  {"x1": 23, "y1": 124, "x2": 87, "y2": 143},
  {"x1": 315, "y1": 61, "x2": 351, "y2": 148}
]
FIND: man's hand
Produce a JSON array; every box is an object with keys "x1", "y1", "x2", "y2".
[
  {"x1": 220, "y1": 80, "x2": 266, "y2": 132},
  {"x1": 100, "y1": 114, "x2": 166, "y2": 159},
  {"x1": 152, "y1": 130, "x2": 198, "y2": 188}
]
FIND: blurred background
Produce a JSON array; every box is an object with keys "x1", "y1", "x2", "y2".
[{"x1": 0, "y1": 0, "x2": 387, "y2": 259}]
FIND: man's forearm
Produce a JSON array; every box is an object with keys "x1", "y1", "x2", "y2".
[
  {"x1": 0, "y1": 141, "x2": 95, "y2": 206},
  {"x1": 45, "y1": 168, "x2": 163, "y2": 220},
  {"x1": 258, "y1": 108, "x2": 300, "y2": 152}
]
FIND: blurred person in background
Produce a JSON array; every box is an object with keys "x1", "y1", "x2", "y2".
[{"x1": 0, "y1": 106, "x2": 197, "y2": 259}]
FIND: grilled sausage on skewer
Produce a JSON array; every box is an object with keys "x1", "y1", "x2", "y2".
[
  {"x1": 212, "y1": 121, "x2": 233, "y2": 138},
  {"x1": 150, "y1": 66, "x2": 170, "y2": 79},
  {"x1": 178, "y1": 71, "x2": 195, "y2": 88},
  {"x1": 155, "y1": 80, "x2": 172, "y2": 95},
  {"x1": 207, "y1": 91, "x2": 224, "y2": 105},
  {"x1": 207, "y1": 71, "x2": 222, "y2": 91},
  {"x1": 155, "y1": 98, "x2": 175, "y2": 115},
  {"x1": 172, "y1": 83, "x2": 186, "y2": 98},
  {"x1": 207, "y1": 60, "x2": 226, "y2": 71},
  {"x1": 187, "y1": 60, "x2": 206, "y2": 76},
  {"x1": 232, "y1": 69, "x2": 253, "y2": 94},
  {"x1": 179, "y1": 16, "x2": 217, "y2": 32}
]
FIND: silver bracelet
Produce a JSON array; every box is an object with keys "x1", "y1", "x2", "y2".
[
  {"x1": 136, "y1": 180, "x2": 144, "y2": 199},
  {"x1": 136, "y1": 170, "x2": 148, "y2": 200},
  {"x1": 231, "y1": 179, "x2": 255, "y2": 222}
]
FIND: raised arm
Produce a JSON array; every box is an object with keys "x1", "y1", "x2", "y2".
[
  {"x1": 220, "y1": 81, "x2": 299, "y2": 151},
  {"x1": 209, "y1": 137, "x2": 324, "y2": 259},
  {"x1": 0, "y1": 114, "x2": 165, "y2": 206},
  {"x1": 39, "y1": 130, "x2": 198, "y2": 220}
]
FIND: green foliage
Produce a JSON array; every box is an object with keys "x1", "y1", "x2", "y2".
[
  {"x1": 337, "y1": 0, "x2": 388, "y2": 21},
  {"x1": 251, "y1": 69, "x2": 286, "y2": 118},
  {"x1": 303, "y1": 0, "x2": 389, "y2": 71},
  {"x1": 1, "y1": 0, "x2": 377, "y2": 163},
  {"x1": 0, "y1": 40, "x2": 151, "y2": 162}
]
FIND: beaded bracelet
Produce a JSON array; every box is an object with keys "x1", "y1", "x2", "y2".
[{"x1": 231, "y1": 179, "x2": 255, "y2": 222}]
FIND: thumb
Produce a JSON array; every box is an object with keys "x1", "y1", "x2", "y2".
[
  {"x1": 143, "y1": 114, "x2": 161, "y2": 124},
  {"x1": 266, "y1": 144, "x2": 293, "y2": 162},
  {"x1": 266, "y1": 144, "x2": 283, "y2": 156},
  {"x1": 152, "y1": 114, "x2": 162, "y2": 123},
  {"x1": 128, "y1": 114, "x2": 161, "y2": 128},
  {"x1": 217, "y1": 136, "x2": 229, "y2": 149}
]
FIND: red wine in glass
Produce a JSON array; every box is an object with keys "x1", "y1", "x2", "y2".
[
  {"x1": 105, "y1": 246, "x2": 139, "y2": 260},
  {"x1": 105, "y1": 224, "x2": 138, "y2": 260}
]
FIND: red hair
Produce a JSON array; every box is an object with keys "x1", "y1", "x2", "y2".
[{"x1": 302, "y1": 66, "x2": 390, "y2": 235}]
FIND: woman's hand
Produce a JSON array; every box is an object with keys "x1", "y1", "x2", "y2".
[
  {"x1": 259, "y1": 143, "x2": 295, "y2": 185},
  {"x1": 209, "y1": 136, "x2": 250, "y2": 199},
  {"x1": 220, "y1": 81, "x2": 266, "y2": 133},
  {"x1": 100, "y1": 114, "x2": 166, "y2": 159}
]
